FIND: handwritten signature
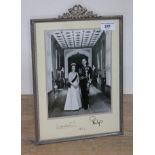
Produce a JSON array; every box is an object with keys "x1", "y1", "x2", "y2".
[
  {"x1": 56, "y1": 121, "x2": 77, "y2": 129},
  {"x1": 89, "y1": 116, "x2": 103, "y2": 126}
]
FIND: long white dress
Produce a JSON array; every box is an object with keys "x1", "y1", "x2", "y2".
[{"x1": 64, "y1": 72, "x2": 82, "y2": 110}]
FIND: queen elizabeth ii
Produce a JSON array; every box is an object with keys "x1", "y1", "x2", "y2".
[{"x1": 64, "y1": 63, "x2": 82, "y2": 111}]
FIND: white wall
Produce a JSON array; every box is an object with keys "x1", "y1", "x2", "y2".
[{"x1": 21, "y1": 0, "x2": 133, "y2": 94}]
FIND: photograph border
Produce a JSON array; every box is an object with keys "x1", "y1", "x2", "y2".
[{"x1": 30, "y1": 5, "x2": 123, "y2": 144}]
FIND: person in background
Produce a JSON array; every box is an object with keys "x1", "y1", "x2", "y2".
[{"x1": 92, "y1": 65, "x2": 98, "y2": 87}]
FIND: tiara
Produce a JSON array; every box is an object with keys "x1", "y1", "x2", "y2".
[{"x1": 71, "y1": 63, "x2": 76, "y2": 66}]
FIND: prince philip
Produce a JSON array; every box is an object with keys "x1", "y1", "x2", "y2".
[{"x1": 78, "y1": 58, "x2": 92, "y2": 110}]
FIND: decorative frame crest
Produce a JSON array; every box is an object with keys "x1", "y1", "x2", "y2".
[{"x1": 58, "y1": 4, "x2": 98, "y2": 19}]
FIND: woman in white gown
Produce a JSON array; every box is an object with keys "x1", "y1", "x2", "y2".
[{"x1": 64, "y1": 63, "x2": 82, "y2": 110}]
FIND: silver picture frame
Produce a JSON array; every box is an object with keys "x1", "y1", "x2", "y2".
[{"x1": 31, "y1": 4, "x2": 123, "y2": 144}]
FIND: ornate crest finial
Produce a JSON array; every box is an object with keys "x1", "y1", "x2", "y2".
[{"x1": 58, "y1": 5, "x2": 98, "y2": 19}]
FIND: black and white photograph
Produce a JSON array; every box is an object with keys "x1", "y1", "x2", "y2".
[{"x1": 45, "y1": 28, "x2": 112, "y2": 118}]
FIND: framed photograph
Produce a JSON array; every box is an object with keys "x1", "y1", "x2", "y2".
[{"x1": 31, "y1": 4, "x2": 123, "y2": 144}]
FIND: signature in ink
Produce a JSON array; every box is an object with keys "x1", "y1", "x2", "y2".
[
  {"x1": 56, "y1": 121, "x2": 77, "y2": 129},
  {"x1": 89, "y1": 116, "x2": 103, "y2": 127}
]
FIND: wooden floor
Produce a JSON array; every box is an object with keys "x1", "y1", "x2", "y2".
[{"x1": 21, "y1": 95, "x2": 133, "y2": 155}]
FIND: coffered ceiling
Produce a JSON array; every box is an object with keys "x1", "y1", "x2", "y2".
[{"x1": 52, "y1": 29, "x2": 103, "y2": 49}]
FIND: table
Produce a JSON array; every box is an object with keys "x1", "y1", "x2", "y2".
[{"x1": 21, "y1": 95, "x2": 132, "y2": 155}]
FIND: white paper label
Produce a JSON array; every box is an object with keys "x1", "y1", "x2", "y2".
[{"x1": 101, "y1": 22, "x2": 115, "y2": 31}]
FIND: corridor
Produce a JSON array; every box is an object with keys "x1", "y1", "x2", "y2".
[{"x1": 48, "y1": 85, "x2": 111, "y2": 118}]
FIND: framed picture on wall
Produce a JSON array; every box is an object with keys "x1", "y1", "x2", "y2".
[{"x1": 31, "y1": 4, "x2": 123, "y2": 144}]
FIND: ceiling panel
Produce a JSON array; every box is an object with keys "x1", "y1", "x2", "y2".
[{"x1": 52, "y1": 29, "x2": 103, "y2": 49}]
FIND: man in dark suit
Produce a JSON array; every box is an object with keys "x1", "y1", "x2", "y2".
[{"x1": 78, "y1": 58, "x2": 92, "y2": 110}]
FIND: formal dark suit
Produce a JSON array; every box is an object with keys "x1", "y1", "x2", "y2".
[{"x1": 78, "y1": 65, "x2": 92, "y2": 109}]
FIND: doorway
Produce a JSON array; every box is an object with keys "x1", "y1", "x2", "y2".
[{"x1": 68, "y1": 53, "x2": 88, "y2": 72}]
